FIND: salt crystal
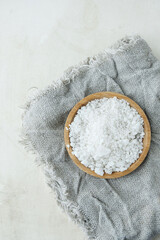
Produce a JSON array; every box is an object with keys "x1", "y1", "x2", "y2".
[{"x1": 95, "y1": 167, "x2": 104, "y2": 176}]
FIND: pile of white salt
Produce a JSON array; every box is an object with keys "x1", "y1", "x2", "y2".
[{"x1": 68, "y1": 97, "x2": 145, "y2": 176}]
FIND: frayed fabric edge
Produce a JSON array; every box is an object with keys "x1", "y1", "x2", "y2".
[
  {"x1": 21, "y1": 35, "x2": 141, "y2": 119},
  {"x1": 20, "y1": 35, "x2": 142, "y2": 240},
  {"x1": 20, "y1": 132, "x2": 95, "y2": 239}
]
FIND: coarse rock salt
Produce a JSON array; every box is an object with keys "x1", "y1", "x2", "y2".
[{"x1": 69, "y1": 97, "x2": 145, "y2": 176}]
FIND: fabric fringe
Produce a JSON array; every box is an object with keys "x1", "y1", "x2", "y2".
[
  {"x1": 20, "y1": 130, "x2": 94, "y2": 239},
  {"x1": 20, "y1": 35, "x2": 141, "y2": 240},
  {"x1": 21, "y1": 35, "x2": 141, "y2": 119}
]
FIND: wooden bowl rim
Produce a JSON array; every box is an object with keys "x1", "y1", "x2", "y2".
[{"x1": 64, "y1": 92, "x2": 151, "y2": 179}]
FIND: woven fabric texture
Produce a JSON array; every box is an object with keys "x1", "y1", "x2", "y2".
[{"x1": 22, "y1": 36, "x2": 160, "y2": 240}]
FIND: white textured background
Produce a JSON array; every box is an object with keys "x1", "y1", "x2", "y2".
[{"x1": 1, "y1": 0, "x2": 160, "y2": 239}]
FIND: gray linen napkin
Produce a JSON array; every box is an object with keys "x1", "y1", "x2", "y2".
[{"x1": 22, "y1": 36, "x2": 160, "y2": 240}]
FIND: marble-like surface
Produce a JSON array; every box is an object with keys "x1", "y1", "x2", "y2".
[{"x1": 1, "y1": 0, "x2": 160, "y2": 239}]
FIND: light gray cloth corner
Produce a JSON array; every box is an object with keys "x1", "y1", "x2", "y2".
[{"x1": 22, "y1": 35, "x2": 160, "y2": 240}]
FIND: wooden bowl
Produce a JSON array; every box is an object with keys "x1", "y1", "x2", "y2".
[{"x1": 64, "y1": 92, "x2": 151, "y2": 179}]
